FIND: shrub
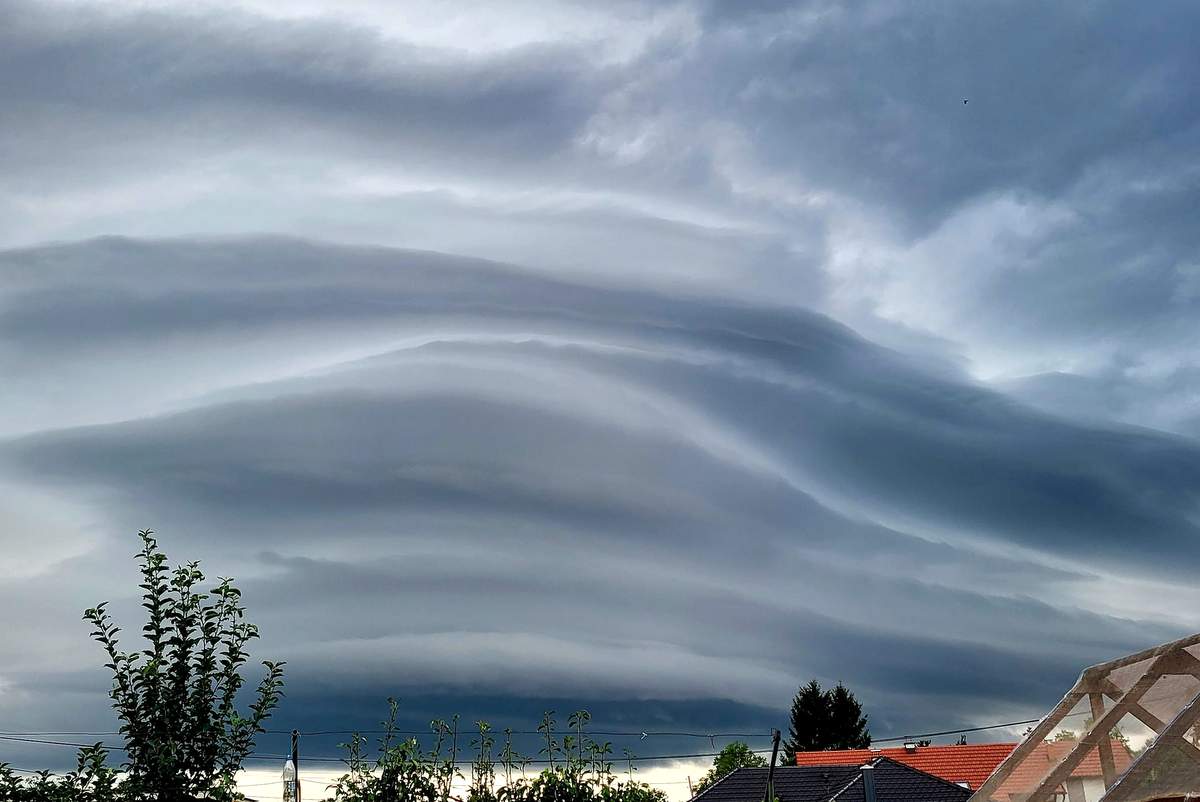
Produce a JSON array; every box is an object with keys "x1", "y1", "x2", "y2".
[{"x1": 330, "y1": 706, "x2": 668, "y2": 802}]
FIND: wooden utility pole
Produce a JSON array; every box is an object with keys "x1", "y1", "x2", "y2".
[
  {"x1": 291, "y1": 730, "x2": 301, "y2": 802},
  {"x1": 764, "y1": 729, "x2": 781, "y2": 802}
]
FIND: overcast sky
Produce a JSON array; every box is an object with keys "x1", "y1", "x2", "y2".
[{"x1": 2, "y1": 0, "x2": 1199, "y2": 783}]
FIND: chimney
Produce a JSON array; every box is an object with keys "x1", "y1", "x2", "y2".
[{"x1": 861, "y1": 763, "x2": 877, "y2": 802}]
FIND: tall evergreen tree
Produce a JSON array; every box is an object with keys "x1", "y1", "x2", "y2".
[
  {"x1": 783, "y1": 680, "x2": 831, "y2": 758},
  {"x1": 781, "y1": 680, "x2": 871, "y2": 763},
  {"x1": 825, "y1": 683, "x2": 870, "y2": 749}
]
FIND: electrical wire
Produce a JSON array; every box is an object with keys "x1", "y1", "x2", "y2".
[
  {"x1": 0, "y1": 735, "x2": 115, "y2": 750},
  {"x1": 872, "y1": 718, "x2": 1042, "y2": 742},
  {"x1": 0, "y1": 704, "x2": 1143, "y2": 769},
  {"x1": 264, "y1": 729, "x2": 775, "y2": 738},
  {"x1": 0, "y1": 732, "x2": 120, "y2": 737},
  {"x1": 0, "y1": 706, "x2": 1111, "y2": 746}
]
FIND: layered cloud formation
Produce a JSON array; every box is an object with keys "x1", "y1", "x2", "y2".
[{"x1": 1, "y1": 0, "x2": 1198, "y2": 773}]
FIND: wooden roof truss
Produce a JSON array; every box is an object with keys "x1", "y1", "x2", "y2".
[{"x1": 971, "y1": 633, "x2": 1200, "y2": 802}]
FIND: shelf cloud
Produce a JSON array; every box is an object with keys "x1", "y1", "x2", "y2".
[{"x1": 1, "y1": 0, "x2": 1198, "y2": 767}]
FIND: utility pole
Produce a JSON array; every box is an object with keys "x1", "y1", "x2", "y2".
[
  {"x1": 764, "y1": 729, "x2": 781, "y2": 802},
  {"x1": 292, "y1": 729, "x2": 301, "y2": 802}
]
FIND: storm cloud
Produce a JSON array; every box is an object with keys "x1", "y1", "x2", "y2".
[{"x1": 1, "y1": 0, "x2": 1198, "y2": 784}]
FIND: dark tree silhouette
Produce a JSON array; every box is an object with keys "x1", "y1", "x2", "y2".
[
  {"x1": 825, "y1": 683, "x2": 871, "y2": 750},
  {"x1": 782, "y1": 680, "x2": 870, "y2": 762}
]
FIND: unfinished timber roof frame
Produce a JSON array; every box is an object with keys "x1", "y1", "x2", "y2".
[{"x1": 971, "y1": 632, "x2": 1200, "y2": 802}]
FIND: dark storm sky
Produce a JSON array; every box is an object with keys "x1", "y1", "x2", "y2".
[{"x1": 1, "y1": 0, "x2": 1198, "y2": 770}]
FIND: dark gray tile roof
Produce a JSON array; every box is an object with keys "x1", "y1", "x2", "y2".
[
  {"x1": 692, "y1": 764, "x2": 862, "y2": 802},
  {"x1": 690, "y1": 758, "x2": 973, "y2": 802}
]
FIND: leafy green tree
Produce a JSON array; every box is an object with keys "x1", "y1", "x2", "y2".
[
  {"x1": 782, "y1": 679, "x2": 871, "y2": 762},
  {"x1": 82, "y1": 530, "x2": 285, "y2": 801},
  {"x1": 693, "y1": 742, "x2": 767, "y2": 794},
  {"x1": 1066, "y1": 719, "x2": 1132, "y2": 750}
]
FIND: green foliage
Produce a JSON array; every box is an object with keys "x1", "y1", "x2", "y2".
[
  {"x1": 329, "y1": 699, "x2": 460, "y2": 802},
  {"x1": 81, "y1": 529, "x2": 284, "y2": 801},
  {"x1": 468, "y1": 720, "x2": 497, "y2": 802},
  {"x1": 1, "y1": 531, "x2": 284, "y2": 801},
  {"x1": 0, "y1": 744, "x2": 119, "y2": 802},
  {"x1": 331, "y1": 706, "x2": 668, "y2": 802},
  {"x1": 498, "y1": 709, "x2": 665, "y2": 802},
  {"x1": 1055, "y1": 720, "x2": 1131, "y2": 750},
  {"x1": 783, "y1": 679, "x2": 871, "y2": 760},
  {"x1": 1111, "y1": 728, "x2": 1131, "y2": 750},
  {"x1": 693, "y1": 742, "x2": 767, "y2": 794},
  {"x1": 824, "y1": 684, "x2": 869, "y2": 751},
  {"x1": 784, "y1": 680, "x2": 828, "y2": 758}
]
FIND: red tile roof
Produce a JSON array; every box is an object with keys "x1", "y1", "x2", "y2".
[
  {"x1": 993, "y1": 740, "x2": 1134, "y2": 800},
  {"x1": 794, "y1": 744, "x2": 1018, "y2": 790}
]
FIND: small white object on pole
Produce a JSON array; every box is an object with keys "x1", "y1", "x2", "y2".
[{"x1": 282, "y1": 758, "x2": 297, "y2": 802}]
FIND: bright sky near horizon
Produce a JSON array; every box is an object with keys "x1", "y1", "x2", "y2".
[{"x1": 2, "y1": 0, "x2": 1199, "y2": 791}]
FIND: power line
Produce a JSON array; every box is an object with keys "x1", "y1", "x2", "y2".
[
  {"x1": 0, "y1": 722, "x2": 1030, "y2": 756},
  {"x1": 243, "y1": 749, "x2": 775, "y2": 765},
  {"x1": 0, "y1": 707, "x2": 1108, "y2": 768},
  {"x1": 265, "y1": 729, "x2": 775, "y2": 738},
  {"x1": 873, "y1": 718, "x2": 1042, "y2": 742},
  {"x1": 0, "y1": 735, "x2": 113, "y2": 749},
  {"x1": 0, "y1": 733, "x2": 768, "y2": 765},
  {"x1": 0, "y1": 732, "x2": 120, "y2": 737},
  {"x1": 0, "y1": 708, "x2": 1098, "y2": 745}
]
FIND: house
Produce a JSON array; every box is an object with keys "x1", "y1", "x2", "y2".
[
  {"x1": 794, "y1": 740, "x2": 1134, "y2": 798},
  {"x1": 794, "y1": 743, "x2": 1017, "y2": 791},
  {"x1": 993, "y1": 740, "x2": 1134, "y2": 802},
  {"x1": 690, "y1": 757, "x2": 973, "y2": 802}
]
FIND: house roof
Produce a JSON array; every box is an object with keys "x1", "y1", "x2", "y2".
[
  {"x1": 993, "y1": 741, "x2": 1135, "y2": 801},
  {"x1": 692, "y1": 764, "x2": 861, "y2": 802},
  {"x1": 691, "y1": 758, "x2": 973, "y2": 802},
  {"x1": 794, "y1": 744, "x2": 1018, "y2": 791}
]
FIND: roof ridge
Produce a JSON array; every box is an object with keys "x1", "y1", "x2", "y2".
[
  {"x1": 872, "y1": 743, "x2": 1018, "y2": 756},
  {"x1": 827, "y1": 761, "x2": 871, "y2": 802}
]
